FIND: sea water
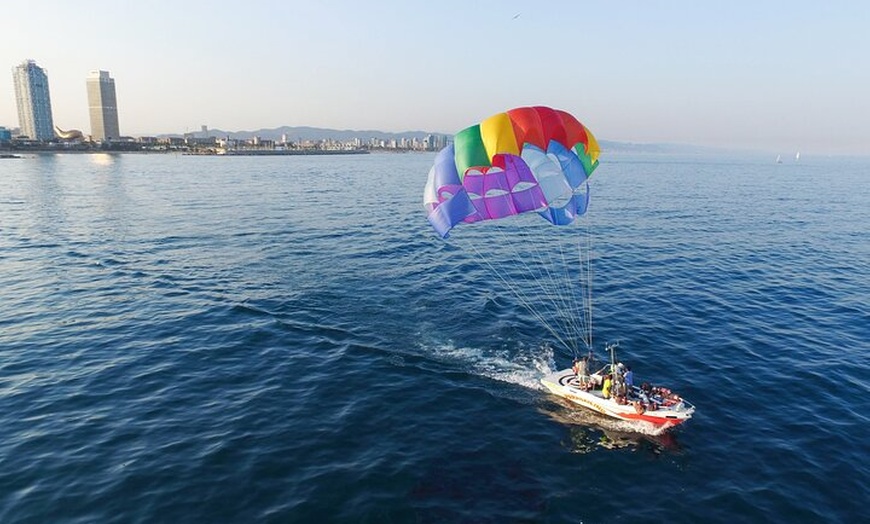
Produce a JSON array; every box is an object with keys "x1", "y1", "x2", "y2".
[{"x1": 0, "y1": 151, "x2": 867, "y2": 522}]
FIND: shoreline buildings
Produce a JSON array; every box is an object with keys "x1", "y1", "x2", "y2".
[
  {"x1": 4, "y1": 59, "x2": 444, "y2": 152},
  {"x1": 13, "y1": 60, "x2": 55, "y2": 141},
  {"x1": 87, "y1": 70, "x2": 120, "y2": 141}
]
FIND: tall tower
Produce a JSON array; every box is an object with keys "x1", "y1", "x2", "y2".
[
  {"x1": 87, "y1": 70, "x2": 120, "y2": 141},
  {"x1": 13, "y1": 60, "x2": 55, "y2": 141}
]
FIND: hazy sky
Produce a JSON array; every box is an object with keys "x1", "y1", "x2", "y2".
[{"x1": 2, "y1": 1, "x2": 868, "y2": 154}]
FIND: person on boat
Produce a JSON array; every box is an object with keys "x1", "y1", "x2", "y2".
[
  {"x1": 602, "y1": 374, "x2": 613, "y2": 399},
  {"x1": 613, "y1": 366, "x2": 627, "y2": 398},
  {"x1": 639, "y1": 388, "x2": 650, "y2": 405},
  {"x1": 624, "y1": 366, "x2": 634, "y2": 389},
  {"x1": 640, "y1": 382, "x2": 656, "y2": 409},
  {"x1": 572, "y1": 356, "x2": 589, "y2": 385},
  {"x1": 571, "y1": 358, "x2": 586, "y2": 382},
  {"x1": 572, "y1": 357, "x2": 587, "y2": 378}
]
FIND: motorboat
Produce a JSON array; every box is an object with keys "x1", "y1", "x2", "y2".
[{"x1": 541, "y1": 344, "x2": 695, "y2": 428}]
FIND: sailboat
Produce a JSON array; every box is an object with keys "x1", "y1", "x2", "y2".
[
  {"x1": 424, "y1": 106, "x2": 695, "y2": 429},
  {"x1": 795, "y1": 151, "x2": 801, "y2": 162},
  {"x1": 776, "y1": 155, "x2": 783, "y2": 164}
]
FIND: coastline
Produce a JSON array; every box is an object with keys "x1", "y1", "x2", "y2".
[
  {"x1": 191, "y1": 149, "x2": 370, "y2": 156},
  {"x1": 0, "y1": 148, "x2": 371, "y2": 157}
]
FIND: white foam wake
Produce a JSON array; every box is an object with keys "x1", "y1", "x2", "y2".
[
  {"x1": 419, "y1": 338, "x2": 672, "y2": 437},
  {"x1": 424, "y1": 339, "x2": 556, "y2": 392}
]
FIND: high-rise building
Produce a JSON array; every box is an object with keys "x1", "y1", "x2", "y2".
[
  {"x1": 87, "y1": 70, "x2": 120, "y2": 141},
  {"x1": 13, "y1": 60, "x2": 55, "y2": 141}
]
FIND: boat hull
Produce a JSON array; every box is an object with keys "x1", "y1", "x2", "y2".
[{"x1": 541, "y1": 368, "x2": 694, "y2": 427}]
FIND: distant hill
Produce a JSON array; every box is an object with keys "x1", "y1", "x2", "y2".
[{"x1": 598, "y1": 140, "x2": 726, "y2": 154}]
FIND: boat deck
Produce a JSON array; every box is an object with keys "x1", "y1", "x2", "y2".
[{"x1": 541, "y1": 368, "x2": 695, "y2": 425}]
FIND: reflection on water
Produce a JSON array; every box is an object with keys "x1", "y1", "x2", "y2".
[
  {"x1": 538, "y1": 399, "x2": 682, "y2": 456},
  {"x1": 89, "y1": 153, "x2": 116, "y2": 167}
]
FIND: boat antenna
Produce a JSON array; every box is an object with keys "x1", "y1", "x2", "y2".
[{"x1": 606, "y1": 341, "x2": 619, "y2": 373}]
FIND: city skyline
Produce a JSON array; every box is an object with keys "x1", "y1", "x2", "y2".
[{"x1": 1, "y1": 1, "x2": 869, "y2": 155}]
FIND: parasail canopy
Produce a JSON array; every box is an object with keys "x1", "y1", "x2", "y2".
[{"x1": 423, "y1": 106, "x2": 600, "y2": 238}]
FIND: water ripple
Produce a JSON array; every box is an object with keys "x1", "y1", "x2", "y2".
[{"x1": 0, "y1": 153, "x2": 867, "y2": 522}]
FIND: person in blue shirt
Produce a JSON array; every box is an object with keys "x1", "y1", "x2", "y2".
[{"x1": 624, "y1": 366, "x2": 634, "y2": 389}]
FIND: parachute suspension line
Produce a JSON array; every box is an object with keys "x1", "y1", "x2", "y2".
[
  {"x1": 559, "y1": 232, "x2": 588, "y2": 354},
  {"x1": 465, "y1": 223, "x2": 573, "y2": 354},
  {"x1": 583, "y1": 208, "x2": 594, "y2": 352},
  {"x1": 487, "y1": 223, "x2": 560, "y2": 325},
  {"x1": 461, "y1": 217, "x2": 591, "y2": 359},
  {"x1": 551, "y1": 234, "x2": 583, "y2": 356},
  {"x1": 464, "y1": 238, "x2": 576, "y2": 354},
  {"x1": 490, "y1": 222, "x2": 582, "y2": 356},
  {"x1": 502, "y1": 222, "x2": 581, "y2": 352},
  {"x1": 515, "y1": 218, "x2": 589, "y2": 358},
  {"x1": 571, "y1": 216, "x2": 591, "y2": 354},
  {"x1": 495, "y1": 221, "x2": 582, "y2": 355},
  {"x1": 563, "y1": 225, "x2": 592, "y2": 352}
]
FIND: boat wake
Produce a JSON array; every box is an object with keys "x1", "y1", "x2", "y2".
[
  {"x1": 421, "y1": 339, "x2": 555, "y2": 395},
  {"x1": 419, "y1": 339, "x2": 675, "y2": 438}
]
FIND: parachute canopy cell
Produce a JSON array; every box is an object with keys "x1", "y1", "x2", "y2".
[{"x1": 423, "y1": 106, "x2": 600, "y2": 238}]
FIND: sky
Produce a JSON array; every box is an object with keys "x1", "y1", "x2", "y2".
[{"x1": 2, "y1": 1, "x2": 869, "y2": 155}]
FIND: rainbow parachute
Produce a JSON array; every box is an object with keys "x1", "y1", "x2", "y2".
[{"x1": 424, "y1": 106, "x2": 600, "y2": 238}]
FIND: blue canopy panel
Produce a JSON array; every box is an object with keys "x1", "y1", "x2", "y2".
[
  {"x1": 539, "y1": 183, "x2": 590, "y2": 225},
  {"x1": 548, "y1": 140, "x2": 589, "y2": 188}
]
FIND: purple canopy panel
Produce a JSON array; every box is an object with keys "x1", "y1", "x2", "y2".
[
  {"x1": 481, "y1": 169, "x2": 518, "y2": 219},
  {"x1": 461, "y1": 170, "x2": 488, "y2": 221},
  {"x1": 496, "y1": 153, "x2": 546, "y2": 213}
]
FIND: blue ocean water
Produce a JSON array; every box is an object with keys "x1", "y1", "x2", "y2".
[{"x1": 0, "y1": 151, "x2": 867, "y2": 523}]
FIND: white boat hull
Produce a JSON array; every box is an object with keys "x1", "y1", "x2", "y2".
[{"x1": 541, "y1": 368, "x2": 694, "y2": 427}]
